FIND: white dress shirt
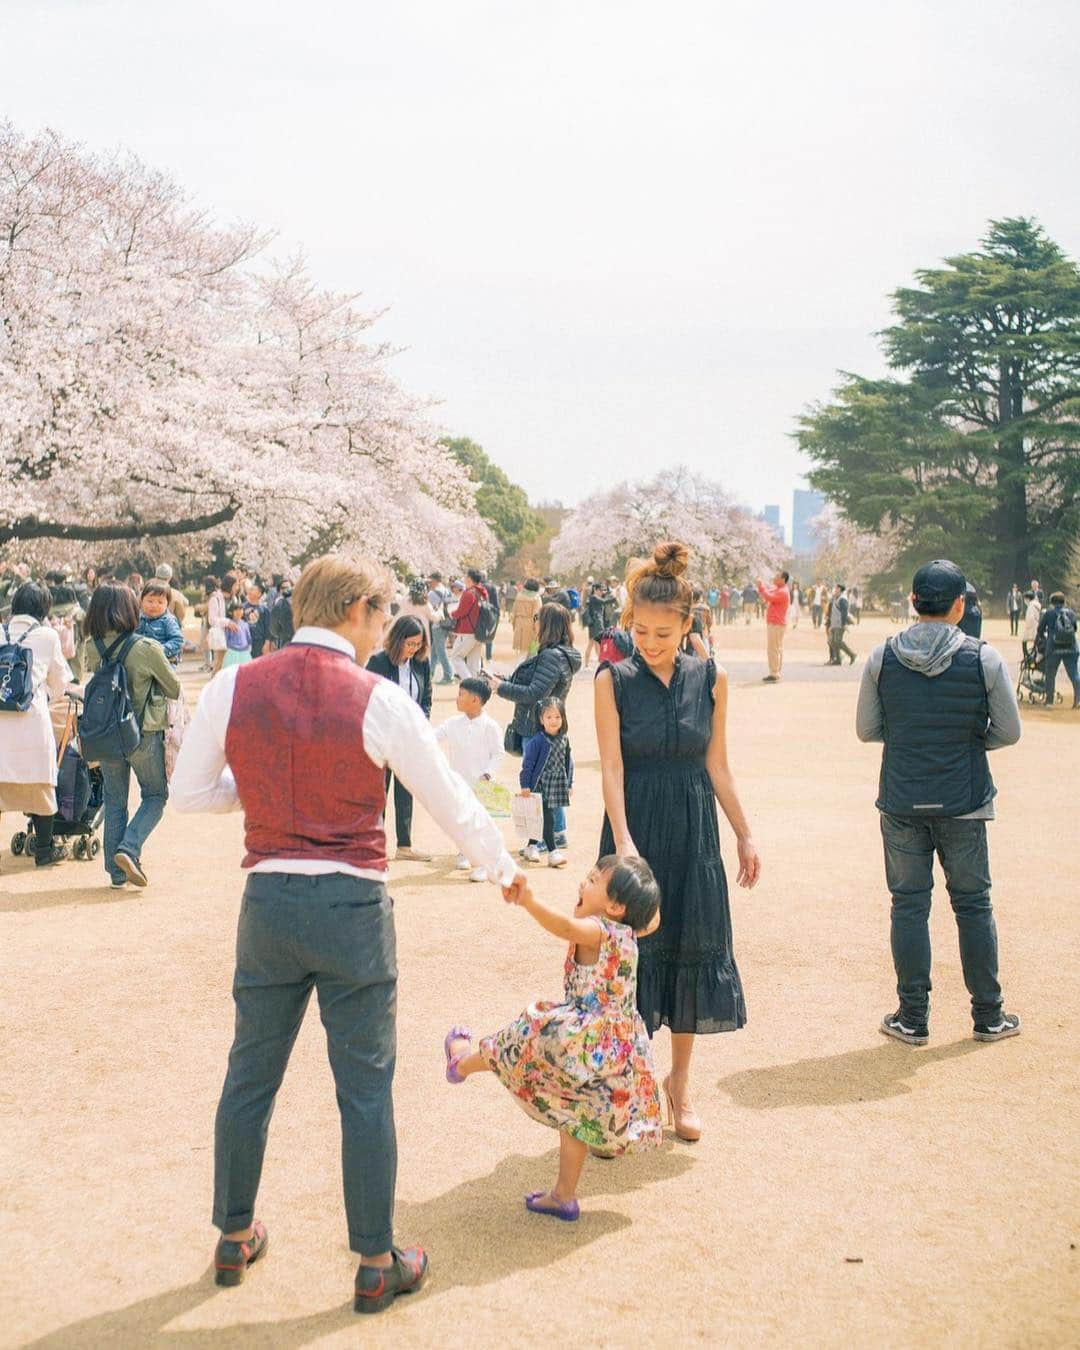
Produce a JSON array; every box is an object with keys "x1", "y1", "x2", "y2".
[
  {"x1": 171, "y1": 626, "x2": 518, "y2": 885},
  {"x1": 434, "y1": 712, "x2": 504, "y2": 783}
]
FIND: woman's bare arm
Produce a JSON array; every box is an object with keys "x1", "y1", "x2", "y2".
[
  {"x1": 704, "y1": 667, "x2": 761, "y2": 889},
  {"x1": 594, "y1": 669, "x2": 637, "y2": 856}
]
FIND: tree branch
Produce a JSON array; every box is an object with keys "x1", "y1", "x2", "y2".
[{"x1": 0, "y1": 501, "x2": 240, "y2": 545}]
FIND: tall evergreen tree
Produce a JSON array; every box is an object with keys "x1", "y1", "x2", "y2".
[{"x1": 797, "y1": 219, "x2": 1080, "y2": 593}]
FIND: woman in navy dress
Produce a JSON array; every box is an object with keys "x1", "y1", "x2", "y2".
[{"x1": 595, "y1": 542, "x2": 761, "y2": 1141}]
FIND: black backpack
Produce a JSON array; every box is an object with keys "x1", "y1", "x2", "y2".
[
  {"x1": 1054, "y1": 608, "x2": 1077, "y2": 649},
  {"x1": 0, "y1": 621, "x2": 40, "y2": 713},
  {"x1": 79, "y1": 634, "x2": 144, "y2": 762},
  {"x1": 473, "y1": 598, "x2": 499, "y2": 644}
]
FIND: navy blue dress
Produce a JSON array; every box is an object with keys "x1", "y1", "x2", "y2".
[{"x1": 598, "y1": 651, "x2": 745, "y2": 1036}]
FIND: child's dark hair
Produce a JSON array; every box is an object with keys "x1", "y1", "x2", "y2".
[
  {"x1": 141, "y1": 579, "x2": 171, "y2": 600},
  {"x1": 228, "y1": 600, "x2": 245, "y2": 616},
  {"x1": 537, "y1": 696, "x2": 567, "y2": 736},
  {"x1": 598, "y1": 855, "x2": 661, "y2": 932},
  {"x1": 460, "y1": 676, "x2": 491, "y2": 704}
]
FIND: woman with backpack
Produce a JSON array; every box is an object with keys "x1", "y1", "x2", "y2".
[
  {"x1": 494, "y1": 603, "x2": 582, "y2": 752},
  {"x1": 0, "y1": 582, "x2": 74, "y2": 869},
  {"x1": 82, "y1": 583, "x2": 181, "y2": 889}
]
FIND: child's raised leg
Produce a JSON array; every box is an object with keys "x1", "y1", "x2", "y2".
[{"x1": 445, "y1": 1028, "x2": 491, "y2": 1082}]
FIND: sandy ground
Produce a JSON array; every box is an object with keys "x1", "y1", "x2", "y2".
[{"x1": 1, "y1": 614, "x2": 1077, "y2": 1349}]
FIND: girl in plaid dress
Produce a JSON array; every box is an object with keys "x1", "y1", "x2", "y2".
[{"x1": 518, "y1": 697, "x2": 572, "y2": 868}]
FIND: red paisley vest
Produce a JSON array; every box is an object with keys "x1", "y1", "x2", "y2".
[{"x1": 224, "y1": 643, "x2": 387, "y2": 871}]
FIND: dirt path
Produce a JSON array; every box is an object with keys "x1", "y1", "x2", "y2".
[{"x1": 2, "y1": 616, "x2": 1077, "y2": 1348}]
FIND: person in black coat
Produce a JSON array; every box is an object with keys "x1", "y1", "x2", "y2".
[
  {"x1": 494, "y1": 602, "x2": 582, "y2": 744},
  {"x1": 366, "y1": 615, "x2": 433, "y2": 860}
]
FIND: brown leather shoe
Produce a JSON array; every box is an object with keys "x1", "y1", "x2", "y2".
[
  {"x1": 214, "y1": 1221, "x2": 268, "y2": 1286},
  {"x1": 354, "y1": 1246, "x2": 428, "y2": 1314}
]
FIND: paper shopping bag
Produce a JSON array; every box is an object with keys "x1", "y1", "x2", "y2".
[{"x1": 511, "y1": 792, "x2": 543, "y2": 842}]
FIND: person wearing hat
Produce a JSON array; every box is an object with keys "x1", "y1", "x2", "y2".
[{"x1": 856, "y1": 560, "x2": 1022, "y2": 1046}]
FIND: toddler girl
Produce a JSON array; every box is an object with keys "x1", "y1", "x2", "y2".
[
  {"x1": 444, "y1": 856, "x2": 663, "y2": 1220},
  {"x1": 222, "y1": 601, "x2": 252, "y2": 668},
  {"x1": 519, "y1": 696, "x2": 572, "y2": 867}
]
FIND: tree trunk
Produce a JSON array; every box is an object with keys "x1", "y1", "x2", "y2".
[{"x1": 993, "y1": 361, "x2": 1030, "y2": 596}]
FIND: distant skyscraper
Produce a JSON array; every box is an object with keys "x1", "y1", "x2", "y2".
[
  {"x1": 762, "y1": 503, "x2": 782, "y2": 542},
  {"x1": 792, "y1": 488, "x2": 827, "y2": 555}
]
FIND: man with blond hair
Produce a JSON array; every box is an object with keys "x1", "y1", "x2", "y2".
[{"x1": 173, "y1": 554, "x2": 526, "y2": 1313}]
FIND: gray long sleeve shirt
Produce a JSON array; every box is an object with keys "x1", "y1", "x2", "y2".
[{"x1": 856, "y1": 623, "x2": 1021, "y2": 820}]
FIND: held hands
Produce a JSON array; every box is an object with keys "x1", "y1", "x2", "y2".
[
  {"x1": 501, "y1": 871, "x2": 532, "y2": 907},
  {"x1": 736, "y1": 836, "x2": 762, "y2": 889}
]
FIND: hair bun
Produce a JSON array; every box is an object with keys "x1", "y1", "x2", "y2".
[{"x1": 652, "y1": 541, "x2": 689, "y2": 579}]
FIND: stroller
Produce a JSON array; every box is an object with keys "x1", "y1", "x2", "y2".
[
  {"x1": 9, "y1": 694, "x2": 105, "y2": 862},
  {"x1": 1016, "y1": 643, "x2": 1062, "y2": 705}
]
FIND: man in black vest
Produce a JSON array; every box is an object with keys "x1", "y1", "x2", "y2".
[{"x1": 856, "y1": 560, "x2": 1022, "y2": 1046}]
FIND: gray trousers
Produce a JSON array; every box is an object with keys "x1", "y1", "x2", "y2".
[{"x1": 213, "y1": 872, "x2": 398, "y2": 1255}]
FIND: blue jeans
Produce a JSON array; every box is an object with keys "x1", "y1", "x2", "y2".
[
  {"x1": 213, "y1": 873, "x2": 397, "y2": 1255},
  {"x1": 429, "y1": 624, "x2": 453, "y2": 681},
  {"x1": 880, "y1": 812, "x2": 1003, "y2": 1026},
  {"x1": 100, "y1": 731, "x2": 168, "y2": 882},
  {"x1": 1043, "y1": 648, "x2": 1080, "y2": 704}
]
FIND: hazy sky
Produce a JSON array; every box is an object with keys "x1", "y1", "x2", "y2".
[{"x1": 4, "y1": 0, "x2": 1079, "y2": 534}]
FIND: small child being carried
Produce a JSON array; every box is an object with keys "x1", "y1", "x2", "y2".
[
  {"x1": 443, "y1": 856, "x2": 663, "y2": 1220},
  {"x1": 138, "y1": 580, "x2": 184, "y2": 665},
  {"x1": 434, "y1": 676, "x2": 504, "y2": 882}
]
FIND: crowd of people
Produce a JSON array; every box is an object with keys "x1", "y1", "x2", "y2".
[{"x1": 0, "y1": 538, "x2": 1070, "y2": 1315}]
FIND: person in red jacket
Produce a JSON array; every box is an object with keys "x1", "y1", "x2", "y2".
[
  {"x1": 756, "y1": 570, "x2": 791, "y2": 683},
  {"x1": 450, "y1": 568, "x2": 489, "y2": 680}
]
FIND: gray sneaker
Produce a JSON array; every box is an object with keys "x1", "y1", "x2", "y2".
[{"x1": 973, "y1": 1013, "x2": 1021, "y2": 1042}]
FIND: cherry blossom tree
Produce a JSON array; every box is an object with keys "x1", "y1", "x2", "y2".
[
  {"x1": 550, "y1": 467, "x2": 779, "y2": 581},
  {"x1": 809, "y1": 503, "x2": 903, "y2": 593},
  {"x1": 0, "y1": 124, "x2": 495, "y2": 574}
]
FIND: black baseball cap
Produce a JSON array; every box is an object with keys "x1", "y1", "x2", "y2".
[{"x1": 911, "y1": 560, "x2": 966, "y2": 606}]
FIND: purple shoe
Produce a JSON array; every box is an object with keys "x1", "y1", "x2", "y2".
[
  {"x1": 444, "y1": 1025, "x2": 472, "y2": 1084},
  {"x1": 525, "y1": 1190, "x2": 580, "y2": 1222}
]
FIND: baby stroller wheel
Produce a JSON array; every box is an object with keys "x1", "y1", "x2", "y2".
[
  {"x1": 11, "y1": 831, "x2": 27, "y2": 856},
  {"x1": 72, "y1": 837, "x2": 86, "y2": 860},
  {"x1": 88, "y1": 836, "x2": 101, "y2": 859}
]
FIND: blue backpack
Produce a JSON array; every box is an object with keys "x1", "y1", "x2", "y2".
[
  {"x1": 0, "y1": 621, "x2": 39, "y2": 713},
  {"x1": 79, "y1": 634, "x2": 144, "y2": 762},
  {"x1": 565, "y1": 587, "x2": 580, "y2": 611}
]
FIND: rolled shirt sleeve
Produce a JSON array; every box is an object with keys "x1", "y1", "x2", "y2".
[
  {"x1": 170, "y1": 666, "x2": 242, "y2": 813},
  {"x1": 365, "y1": 679, "x2": 517, "y2": 885}
]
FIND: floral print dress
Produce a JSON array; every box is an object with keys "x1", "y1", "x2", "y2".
[{"x1": 480, "y1": 917, "x2": 663, "y2": 1155}]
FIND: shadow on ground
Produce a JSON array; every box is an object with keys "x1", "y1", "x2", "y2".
[
  {"x1": 0, "y1": 883, "x2": 135, "y2": 914},
  {"x1": 718, "y1": 1039, "x2": 982, "y2": 1108},
  {"x1": 27, "y1": 1145, "x2": 691, "y2": 1347}
]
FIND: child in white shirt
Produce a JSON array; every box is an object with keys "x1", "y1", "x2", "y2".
[{"x1": 435, "y1": 676, "x2": 504, "y2": 881}]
